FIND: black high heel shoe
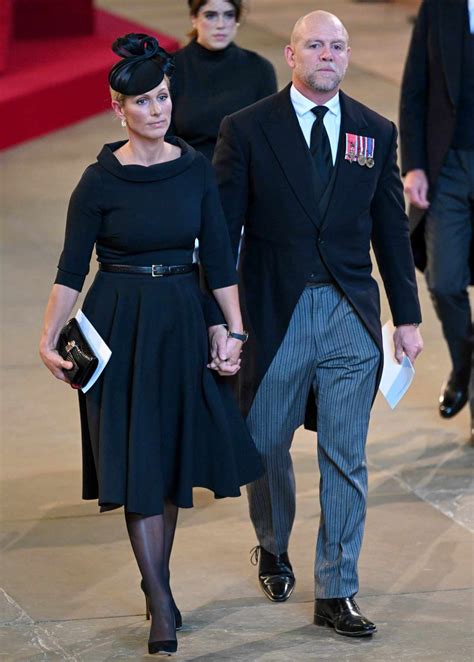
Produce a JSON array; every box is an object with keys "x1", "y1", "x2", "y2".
[
  {"x1": 140, "y1": 580, "x2": 183, "y2": 630},
  {"x1": 148, "y1": 639, "x2": 178, "y2": 656}
]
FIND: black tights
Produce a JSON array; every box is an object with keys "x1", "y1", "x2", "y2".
[{"x1": 125, "y1": 501, "x2": 179, "y2": 643}]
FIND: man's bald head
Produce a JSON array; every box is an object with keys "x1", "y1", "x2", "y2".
[
  {"x1": 290, "y1": 11, "x2": 349, "y2": 47},
  {"x1": 284, "y1": 10, "x2": 351, "y2": 103}
]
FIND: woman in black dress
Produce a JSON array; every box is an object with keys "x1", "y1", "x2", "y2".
[
  {"x1": 169, "y1": 0, "x2": 277, "y2": 160},
  {"x1": 39, "y1": 34, "x2": 262, "y2": 656}
]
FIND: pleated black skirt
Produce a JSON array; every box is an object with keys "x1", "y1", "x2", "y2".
[{"x1": 78, "y1": 269, "x2": 263, "y2": 516}]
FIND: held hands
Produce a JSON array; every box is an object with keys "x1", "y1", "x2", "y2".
[
  {"x1": 393, "y1": 325, "x2": 423, "y2": 365},
  {"x1": 207, "y1": 325, "x2": 243, "y2": 376},
  {"x1": 39, "y1": 340, "x2": 73, "y2": 383},
  {"x1": 404, "y1": 169, "x2": 430, "y2": 209}
]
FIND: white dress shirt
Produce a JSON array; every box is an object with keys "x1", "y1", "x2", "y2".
[
  {"x1": 469, "y1": 0, "x2": 474, "y2": 33},
  {"x1": 289, "y1": 84, "x2": 341, "y2": 165}
]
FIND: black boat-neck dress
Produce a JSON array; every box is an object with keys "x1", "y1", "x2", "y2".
[{"x1": 55, "y1": 138, "x2": 263, "y2": 516}]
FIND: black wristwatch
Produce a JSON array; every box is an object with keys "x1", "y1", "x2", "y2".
[{"x1": 222, "y1": 325, "x2": 249, "y2": 343}]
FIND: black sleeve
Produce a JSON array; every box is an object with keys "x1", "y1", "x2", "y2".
[
  {"x1": 399, "y1": 0, "x2": 429, "y2": 175},
  {"x1": 256, "y1": 57, "x2": 278, "y2": 100},
  {"x1": 55, "y1": 165, "x2": 102, "y2": 292},
  {"x1": 371, "y1": 123, "x2": 422, "y2": 325},
  {"x1": 198, "y1": 158, "x2": 238, "y2": 290},
  {"x1": 168, "y1": 66, "x2": 180, "y2": 138},
  {"x1": 212, "y1": 115, "x2": 249, "y2": 262}
]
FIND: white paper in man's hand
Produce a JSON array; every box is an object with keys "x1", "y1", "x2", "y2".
[
  {"x1": 75, "y1": 309, "x2": 112, "y2": 394},
  {"x1": 379, "y1": 320, "x2": 415, "y2": 409}
]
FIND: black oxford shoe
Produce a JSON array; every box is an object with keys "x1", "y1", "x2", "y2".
[
  {"x1": 439, "y1": 375, "x2": 468, "y2": 418},
  {"x1": 314, "y1": 597, "x2": 377, "y2": 637},
  {"x1": 251, "y1": 546, "x2": 295, "y2": 602}
]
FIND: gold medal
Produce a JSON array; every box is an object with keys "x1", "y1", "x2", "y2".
[
  {"x1": 357, "y1": 154, "x2": 366, "y2": 166},
  {"x1": 366, "y1": 157, "x2": 374, "y2": 168}
]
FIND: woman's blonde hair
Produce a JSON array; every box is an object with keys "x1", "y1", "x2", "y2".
[{"x1": 110, "y1": 88, "x2": 127, "y2": 106}]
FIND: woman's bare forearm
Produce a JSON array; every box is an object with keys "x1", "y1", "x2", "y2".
[
  {"x1": 211, "y1": 284, "x2": 243, "y2": 333},
  {"x1": 40, "y1": 284, "x2": 80, "y2": 349}
]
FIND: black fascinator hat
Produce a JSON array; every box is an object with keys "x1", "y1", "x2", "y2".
[{"x1": 109, "y1": 33, "x2": 175, "y2": 96}]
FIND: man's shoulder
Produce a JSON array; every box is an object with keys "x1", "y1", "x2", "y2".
[
  {"x1": 341, "y1": 92, "x2": 394, "y2": 135},
  {"x1": 225, "y1": 87, "x2": 287, "y2": 126}
]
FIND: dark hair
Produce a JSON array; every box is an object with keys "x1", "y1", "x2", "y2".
[
  {"x1": 187, "y1": 0, "x2": 244, "y2": 40},
  {"x1": 109, "y1": 33, "x2": 175, "y2": 96},
  {"x1": 188, "y1": 0, "x2": 243, "y2": 19}
]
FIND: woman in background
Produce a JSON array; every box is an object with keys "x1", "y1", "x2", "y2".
[
  {"x1": 39, "y1": 34, "x2": 262, "y2": 656},
  {"x1": 169, "y1": 0, "x2": 277, "y2": 161}
]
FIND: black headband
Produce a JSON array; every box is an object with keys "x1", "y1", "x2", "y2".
[{"x1": 109, "y1": 33, "x2": 174, "y2": 96}]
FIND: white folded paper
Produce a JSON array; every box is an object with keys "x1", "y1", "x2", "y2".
[
  {"x1": 379, "y1": 320, "x2": 415, "y2": 409},
  {"x1": 74, "y1": 309, "x2": 112, "y2": 394}
]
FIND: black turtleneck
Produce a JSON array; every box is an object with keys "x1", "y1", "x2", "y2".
[{"x1": 169, "y1": 39, "x2": 277, "y2": 160}]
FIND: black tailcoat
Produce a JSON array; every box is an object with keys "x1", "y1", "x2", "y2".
[
  {"x1": 213, "y1": 85, "x2": 421, "y2": 430},
  {"x1": 399, "y1": 0, "x2": 474, "y2": 281}
]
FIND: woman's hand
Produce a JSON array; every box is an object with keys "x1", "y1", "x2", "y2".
[
  {"x1": 207, "y1": 325, "x2": 242, "y2": 376},
  {"x1": 224, "y1": 336, "x2": 243, "y2": 367},
  {"x1": 39, "y1": 284, "x2": 80, "y2": 383},
  {"x1": 39, "y1": 341, "x2": 73, "y2": 383}
]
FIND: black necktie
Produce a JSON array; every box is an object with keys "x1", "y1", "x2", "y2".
[{"x1": 310, "y1": 106, "x2": 333, "y2": 192}]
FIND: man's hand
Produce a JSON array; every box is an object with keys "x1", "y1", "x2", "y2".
[
  {"x1": 404, "y1": 169, "x2": 430, "y2": 209},
  {"x1": 207, "y1": 325, "x2": 241, "y2": 376},
  {"x1": 393, "y1": 325, "x2": 424, "y2": 364}
]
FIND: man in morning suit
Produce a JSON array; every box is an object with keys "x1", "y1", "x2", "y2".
[
  {"x1": 399, "y1": 0, "x2": 474, "y2": 435},
  {"x1": 210, "y1": 11, "x2": 423, "y2": 637}
]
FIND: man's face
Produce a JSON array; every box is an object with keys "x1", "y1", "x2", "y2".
[{"x1": 286, "y1": 15, "x2": 350, "y2": 94}]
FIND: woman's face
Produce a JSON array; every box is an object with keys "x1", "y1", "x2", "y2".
[
  {"x1": 112, "y1": 80, "x2": 172, "y2": 140},
  {"x1": 192, "y1": 0, "x2": 238, "y2": 51}
]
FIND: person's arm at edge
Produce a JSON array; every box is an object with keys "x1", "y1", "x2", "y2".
[
  {"x1": 370, "y1": 122, "x2": 424, "y2": 364},
  {"x1": 399, "y1": 0, "x2": 430, "y2": 208}
]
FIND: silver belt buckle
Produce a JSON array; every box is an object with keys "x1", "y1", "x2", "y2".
[{"x1": 151, "y1": 264, "x2": 164, "y2": 277}]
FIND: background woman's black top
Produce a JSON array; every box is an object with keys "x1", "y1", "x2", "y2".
[{"x1": 169, "y1": 39, "x2": 277, "y2": 160}]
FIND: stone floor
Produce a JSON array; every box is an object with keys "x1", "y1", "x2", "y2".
[{"x1": 1, "y1": 0, "x2": 473, "y2": 659}]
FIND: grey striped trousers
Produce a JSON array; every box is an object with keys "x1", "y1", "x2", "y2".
[{"x1": 246, "y1": 285, "x2": 380, "y2": 598}]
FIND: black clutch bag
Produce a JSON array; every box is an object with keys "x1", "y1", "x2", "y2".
[{"x1": 57, "y1": 318, "x2": 99, "y2": 389}]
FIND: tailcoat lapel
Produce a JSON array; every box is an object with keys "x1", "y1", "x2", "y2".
[
  {"x1": 259, "y1": 85, "x2": 323, "y2": 229},
  {"x1": 438, "y1": 0, "x2": 465, "y2": 107},
  {"x1": 319, "y1": 92, "x2": 368, "y2": 231}
]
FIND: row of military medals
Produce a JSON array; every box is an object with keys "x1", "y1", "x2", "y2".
[{"x1": 345, "y1": 133, "x2": 375, "y2": 168}]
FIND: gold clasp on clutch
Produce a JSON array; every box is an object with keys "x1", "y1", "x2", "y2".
[{"x1": 65, "y1": 340, "x2": 76, "y2": 353}]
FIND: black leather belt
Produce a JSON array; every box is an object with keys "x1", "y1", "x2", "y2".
[{"x1": 99, "y1": 263, "x2": 195, "y2": 277}]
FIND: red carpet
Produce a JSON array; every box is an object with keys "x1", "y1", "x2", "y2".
[{"x1": 0, "y1": 9, "x2": 181, "y2": 150}]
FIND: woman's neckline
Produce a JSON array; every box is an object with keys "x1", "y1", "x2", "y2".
[
  {"x1": 97, "y1": 137, "x2": 196, "y2": 182},
  {"x1": 112, "y1": 141, "x2": 182, "y2": 168},
  {"x1": 189, "y1": 38, "x2": 236, "y2": 60}
]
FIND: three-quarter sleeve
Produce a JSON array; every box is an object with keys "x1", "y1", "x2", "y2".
[
  {"x1": 198, "y1": 158, "x2": 238, "y2": 291},
  {"x1": 55, "y1": 165, "x2": 103, "y2": 292}
]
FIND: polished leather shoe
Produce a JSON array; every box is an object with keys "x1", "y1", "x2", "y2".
[
  {"x1": 314, "y1": 597, "x2": 377, "y2": 637},
  {"x1": 251, "y1": 546, "x2": 295, "y2": 602},
  {"x1": 439, "y1": 375, "x2": 468, "y2": 418}
]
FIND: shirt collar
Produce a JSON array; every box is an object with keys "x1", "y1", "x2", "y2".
[{"x1": 290, "y1": 84, "x2": 340, "y2": 119}]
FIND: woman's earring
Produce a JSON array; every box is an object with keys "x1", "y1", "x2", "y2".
[
  {"x1": 236, "y1": 22, "x2": 240, "y2": 27},
  {"x1": 121, "y1": 118, "x2": 127, "y2": 127}
]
